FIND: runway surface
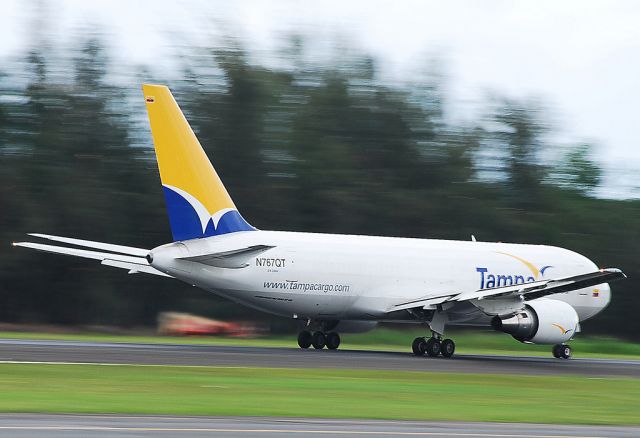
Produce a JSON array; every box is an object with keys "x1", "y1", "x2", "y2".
[
  {"x1": 0, "y1": 339, "x2": 639, "y2": 377},
  {"x1": 0, "y1": 415, "x2": 638, "y2": 438}
]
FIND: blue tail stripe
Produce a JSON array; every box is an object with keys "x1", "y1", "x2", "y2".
[
  {"x1": 162, "y1": 186, "x2": 255, "y2": 241},
  {"x1": 163, "y1": 186, "x2": 204, "y2": 241},
  {"x1": 204, "y1": 210, "x2": 255, "y2": 236}
]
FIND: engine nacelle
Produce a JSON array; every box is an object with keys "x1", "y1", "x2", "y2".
[{"x1": 491, "y1": 298, "x2": 579, "y2": 344}]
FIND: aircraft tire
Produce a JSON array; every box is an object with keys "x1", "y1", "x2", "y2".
[
  {"x1": 412, "y1": 337, "x2": 426, "y2": 356},
  {"x1": 440, "y1": 339, "x2": 455, "y2": 358},
  {"x1": 552, "y1": 343, "x2": 572, "y2": 359},
  {"x1": 298, "y1": 330, "x2": 312, "y2": 349},
  {"x1": 311, "y1": 331, "x2": 326, "y2": 349},
  {"x1": 425, "y1": 338, "x2": 441, "y2": 357},
  {"x1": 326, "y1": 332, "x2": 341, "y2": 350}
]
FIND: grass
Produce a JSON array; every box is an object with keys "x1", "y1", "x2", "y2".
[
  {"x1": 0, "y1": 363, "x2": 638, "y2": 424},
  {"x1": 1, "y1": 328, "x2": 639, "y2": 359}
]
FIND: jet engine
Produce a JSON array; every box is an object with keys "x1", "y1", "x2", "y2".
[{"x1": 491, "y1": 298, "x2": 579, "y2": 344}]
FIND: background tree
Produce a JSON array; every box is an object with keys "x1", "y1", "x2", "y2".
[{"x1": 0, "y1": 23, "x2": 637, "y2": 338}]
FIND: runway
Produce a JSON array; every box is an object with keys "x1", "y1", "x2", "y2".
[
  {"x1": 0, "y1": 339, "x2": 638, "y2": 377},
  {"x1": 0, "y1": 415, "x2": 638, "y2": 438}
]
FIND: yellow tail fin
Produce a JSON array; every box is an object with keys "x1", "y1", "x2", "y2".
[{"x1": 143, "y1": 84, "x2": 254, "y2": 241}]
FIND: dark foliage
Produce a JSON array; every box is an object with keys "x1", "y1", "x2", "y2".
[{"x1": 0, "y1": 35, "x2": 637, "y2": 338}]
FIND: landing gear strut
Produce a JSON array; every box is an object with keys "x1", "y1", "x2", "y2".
[
  {"x1": 552, "y1": 343, "x2": 572, "y2": 359},
  {"x1": 411, "y1": 336, "x2": 455, "y2": 358}
]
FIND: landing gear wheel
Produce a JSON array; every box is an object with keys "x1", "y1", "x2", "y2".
[
  {"x1": 326, "y1": 332, "x2": 341, "y2": 350},
  {"x1": 311, "y1": 331, "x2": 326, "y2": 349},
  {"x1": 298, "y1": 331, "x2": 312, "y2": 349},
  {"x1": 440, "y1": 339, "x2": 455, "y2": 358},
  {"x1": 425, "y1": 338, "x2": 441, "y2": 357},
  {"x1": 412, "y1": 337, "x2": 426, "y2": 356},
  {"x1": 553, "y1": 344, "x2": 572, "y2": 359}
]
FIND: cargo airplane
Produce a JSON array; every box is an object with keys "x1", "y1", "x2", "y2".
[{"x1": 14, "y1": 84, "x2": 626, "y2": 359}]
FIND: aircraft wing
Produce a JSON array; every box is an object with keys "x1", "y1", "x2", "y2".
[
  {"x1": 389, "y1": 268, "x2": 626, "y2": 312},
  {"x1": 13, "y1": 235, "x2": 170, "y2": 277},
  {"x1": 390, "y1": 294, "x2": 456, "y2": 312}
]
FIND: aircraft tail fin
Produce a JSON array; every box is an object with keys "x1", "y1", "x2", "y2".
[{"x1": 142, "y1": 84, "x2": 255, "y2": 241}]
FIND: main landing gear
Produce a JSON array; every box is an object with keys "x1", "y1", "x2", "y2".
[
  {"x1": 298, "y1": 330, "x2": 341, "y2": 350},
  {"x1": 412, "y1": 336, "x2": 455, "y2": 358},
  {"x1": 552, "y1": 343, "x2": 572, "y2": 359}
]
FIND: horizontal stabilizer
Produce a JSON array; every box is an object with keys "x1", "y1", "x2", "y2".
[
  {"x1": 13, "y1": 241, "x2": 170, "y2": 277},
  {"x1": 179, "y1": 245, "x2": 275, "y2": 269},
  {"x1": 101, "y1": 259, "x2": 170, "y2": 276},
  {"x1": 28, "y1": 233, "x2": 149, "y2": 257}
]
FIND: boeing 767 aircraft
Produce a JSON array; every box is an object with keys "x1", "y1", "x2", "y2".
[{"x1": 14, "y1": 84, "x2": 626, "y2": 359}]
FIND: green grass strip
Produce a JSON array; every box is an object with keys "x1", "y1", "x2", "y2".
[{"x1": 0, "y1": 363, "x2": 638, "y2": 425}]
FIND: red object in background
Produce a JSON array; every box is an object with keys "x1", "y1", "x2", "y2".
[{"x1": 157, "y1": 312, "x2": 257, "y2": 337}]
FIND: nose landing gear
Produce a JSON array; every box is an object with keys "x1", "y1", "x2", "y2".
[{"x1": 552, "y1": 343, "x2": 572, "y2": 359}]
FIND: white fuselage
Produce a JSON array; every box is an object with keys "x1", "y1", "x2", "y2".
[{"x1": 149, "y1": 231, "x2": 610, "y2": 326}]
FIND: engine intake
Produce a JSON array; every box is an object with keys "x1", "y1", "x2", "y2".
[{"x1": 491, "y1": 298, "x2": 579, "y2": 344}]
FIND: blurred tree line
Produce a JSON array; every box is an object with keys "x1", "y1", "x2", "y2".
[{"x1": 0, "y1": 32, "x2": 638, "y2": 338}]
